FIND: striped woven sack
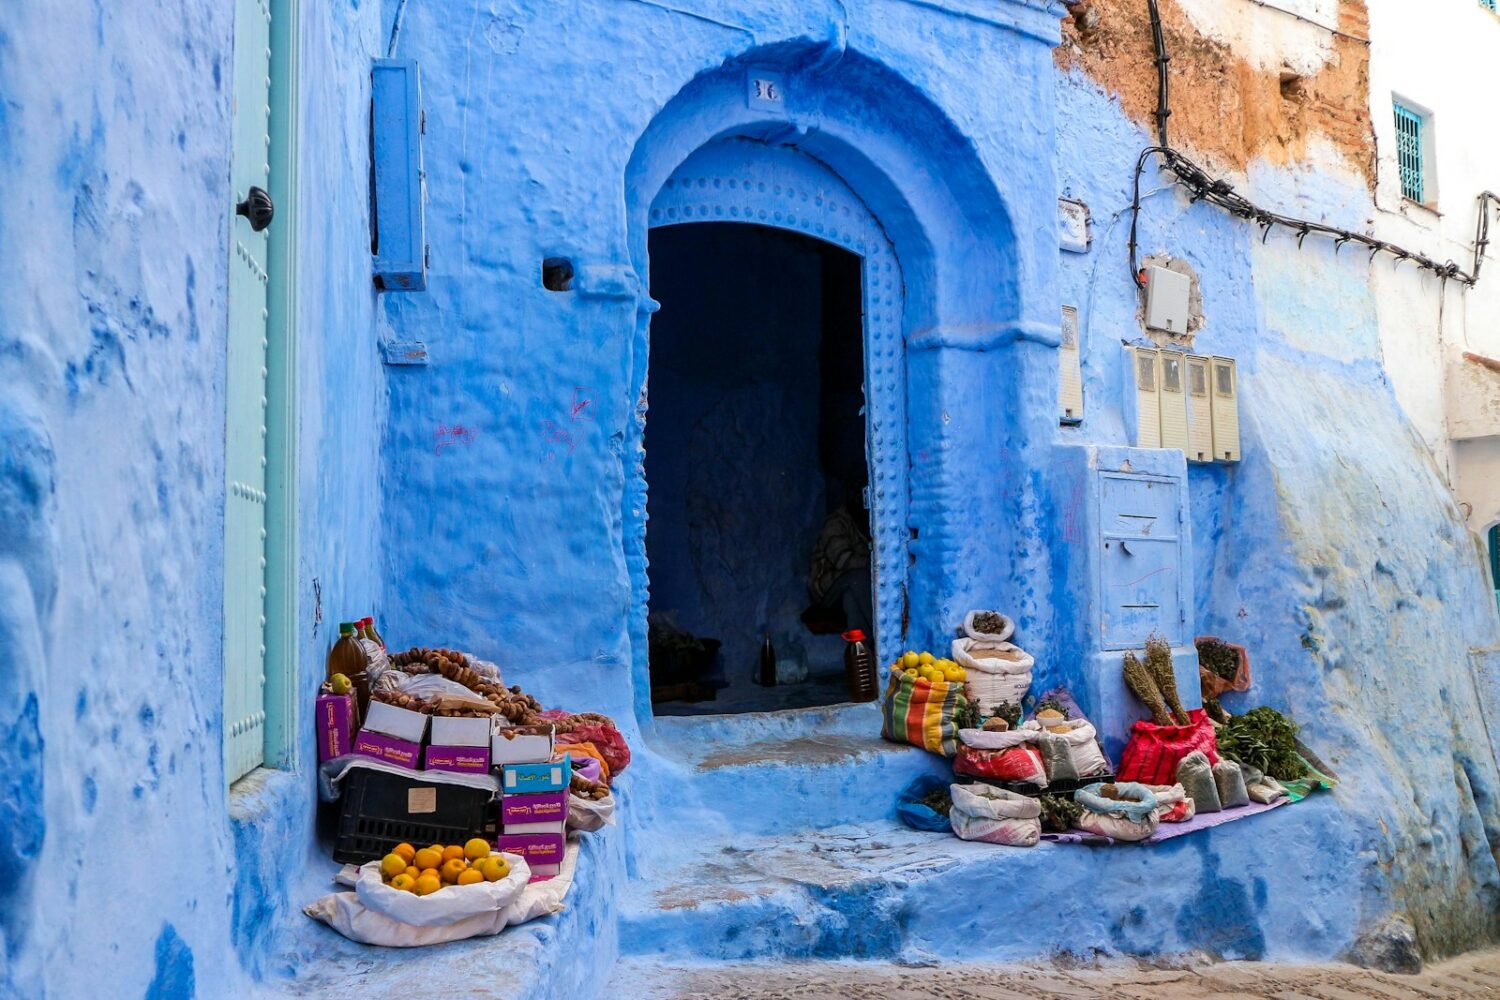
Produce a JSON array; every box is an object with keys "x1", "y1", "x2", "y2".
[{"x1": 881, "y1": 670, "x2": 967, "y2": 757}]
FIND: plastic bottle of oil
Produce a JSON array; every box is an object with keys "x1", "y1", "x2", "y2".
[
  {"x1": 362, "y1": 615, "x2": 385, "y2": 649},
  {"x1": 327, "y1": 622, "x2": 370, "y2": 718},
  {"x1": 841, "y1": 629, "x2": 877, "y2": 702}
]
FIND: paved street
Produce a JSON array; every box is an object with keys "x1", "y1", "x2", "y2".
[{"x1": 612, "y1": 950, "x2": 1500, "y2": 999}]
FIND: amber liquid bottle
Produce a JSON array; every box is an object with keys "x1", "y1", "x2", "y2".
[
  {"x1": 327, "y1": 622, "x2": 371, "y2": 720},
  {"x1": 842, "y1": 629, "x2": 877, "y2": 702}
]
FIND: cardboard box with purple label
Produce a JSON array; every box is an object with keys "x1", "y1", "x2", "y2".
[
  {"x1": 501, "y1": 754, "x2": 571, "y2": 795},
  {"x1": 500, "y1": 789, "x2": 567, "y2": 826},
  {"x1": 527, "y1": 863, "x2": 560, "y2": 881},
  {"x1": 491, "y1": 724, "x2": 555, "y2": 766},
  {"x1": 315, "y1": 692, "x2": 355, "y2": 762},
  {"x1": 430, "y1": 715, "x2": 492, "y2": 748},
  {"x1": 362, "y1": 699, "x2": 429, "y2": 744},
  {"x1": 504, "y1": 818, "x2": 565, "y2": 837},
  {"x1": 354, "y1": 729, "x2": 421, "y2": 769},
  {"x1": 496, "y1": 831, "x2": 565, "y2": 866},
  {"x1": 423, "y1": 744, "x2": 491, "y2": 774}
]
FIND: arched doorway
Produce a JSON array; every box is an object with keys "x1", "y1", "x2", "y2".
[{"x1": 643, "y1": 139, "x2": 908, "y2": 713}]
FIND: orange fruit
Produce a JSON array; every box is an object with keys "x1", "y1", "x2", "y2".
[
  {"x1": 413, "y1": 873, "x2": 442, "y2": 896},
  {"x1": 389, "y1": 873, "x2": 416, "y2": 892},
  {"x1": 456, "y1": 868, "x2": 484, "y2": 886},
  {"x1": 393, "y1": 843, "x2": 416, "y2": 864},
  {"x1": 464, "y1": 838, "x2": 490, "y2": 861},
  {"x1": 413, "y1": 847, "x2": 443, "y2": 871},
  {"x1": 379, "y1": 853, "x2": 407, "y2": 878},
  {"x1": 441, "y1": 845, "x2": 465, "y2": 863},
  {"x1": 478, "y1": 856, "x2": 511, "y2": 882},
  {"x1": 440, "y1": 858, "x2": 468, "y2": 883}
]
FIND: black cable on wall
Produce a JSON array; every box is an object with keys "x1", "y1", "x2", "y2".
[{"x1": 1128, "y1": 0, "x2": 1497, "y2": 290}]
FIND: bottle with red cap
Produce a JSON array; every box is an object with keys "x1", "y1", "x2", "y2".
[{"x1": 842, "y1": 629, "x2": 877, "y2": 702}]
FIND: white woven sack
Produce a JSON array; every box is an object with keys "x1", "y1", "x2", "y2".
[
  {"x1": 1076, "y1": 809, "x2": 1158, "y2": 842},
  {"x1": 962, "y1": 610, "x2": 1015, "y2": 642},
  {"x1": 958, "y1": 727, "x2": 1036, "y2": 750},
  {"x1": 1022, "y1": 719, "x2": 1110, "y2": 777},
  {"x1": 948, "y1": 783, "x2": 1041, "y2": 847},
  {"x1": 952, "y1": 638, "x2": 1034, "y2": 710}
]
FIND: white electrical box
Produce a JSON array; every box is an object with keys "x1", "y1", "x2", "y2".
[
  {"x1": 1059, "y1": 305, "x2": 1084, "y2": 424},
  {"x1": 1125, "y1": 346, "x2": 1162, "y2": 449},
  {"x1": 1144, "y1": 265, "x2": 1191, "y2": 335},
  {"x1": 1186, "y1": 356, "x2": 1213, "y2": 463},
  {"x1": 1158, "y1": 350, "x2": 1189, "y2": 453},
  {"x1": 1210, "y1": 356, "x2": 1241, "y2": 462}
]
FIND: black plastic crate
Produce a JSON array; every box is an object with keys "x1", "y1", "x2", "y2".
[{"x1": 333, "y1": 767, "x2": 497, "y2": 865}]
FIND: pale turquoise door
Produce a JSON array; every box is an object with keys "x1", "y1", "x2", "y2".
[{"x1": 224, "y1": 0, "x2": 274, "y2": 784}]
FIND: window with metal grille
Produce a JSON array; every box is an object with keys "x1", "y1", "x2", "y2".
[{"x1": 1393, "y1": 101, "x2": 1426, "y2": 203}]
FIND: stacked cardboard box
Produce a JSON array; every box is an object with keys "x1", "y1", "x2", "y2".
[
  {"x1": 353, "y1": 700, "x2": 428, "y2": 768},
  {"x1": 424, "y1": 715, "x2": 492, "y2": 774},
  {"x1": 493, "y1": 726, "x2": 567, "y2": 880}
]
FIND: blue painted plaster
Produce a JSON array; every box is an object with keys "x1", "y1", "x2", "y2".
[{"x1": 4, "y1": 0, "x2": 1500, "y2": 994}]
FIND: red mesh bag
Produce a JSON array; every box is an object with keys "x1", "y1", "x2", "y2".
[
  {"x1": 953, "y1": 743, "x2": 1047, "y2": 786},
  {"x1": 1117, "y1": 709, "x2": 1219, "y2": 785},
  {"x1": 540, "y1": 709, "x2": 632, "y2": 778}
]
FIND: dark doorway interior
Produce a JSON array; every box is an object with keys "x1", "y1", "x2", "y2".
[{"x1": 645, "y1": 223, "x2": 872, "y2": 715}]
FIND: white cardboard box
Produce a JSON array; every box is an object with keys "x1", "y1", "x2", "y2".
[
  {"x1": 491, "y1": 725, "x2": 556, "y2": 766},
  {"x1": 429, "y1": 714, "x2": 493, "y2": 748},
  {"x1": 362, "y1": 700, "x2": 429, "y2": 743},
  {"x1": 504, "y1": 818, "x2": 566, "y2": 837}
]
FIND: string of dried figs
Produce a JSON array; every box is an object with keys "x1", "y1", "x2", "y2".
[
  {"x1": 435, "y1": 657, "x2": 482, "y2": 691},
  {"x1": 570, "y1": 775, "x2": 609, "y2": 801},
  {"x1": 431, "y1": 705, "x2": 494, "y2": 718}
]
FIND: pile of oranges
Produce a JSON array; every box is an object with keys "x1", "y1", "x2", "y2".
[{"x1": 379, "y1": 839, "x2": 511, "y2": 895}]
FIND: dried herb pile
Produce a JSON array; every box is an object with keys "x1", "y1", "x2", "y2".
[
  {"x1": 1215, "y1": 706, "x2": 1307, "y2": 781},
  {"x1": 1198, "y1": 638, "x2": 1240, "y2": 681},
  {"x1": 920, "y1": 787, "x2": 953, "y2": 817},
  {"x1": 1039, "y1": 794, "x2": 1082, "y2": 833}
]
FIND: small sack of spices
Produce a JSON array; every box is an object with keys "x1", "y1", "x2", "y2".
[
  {"x1": 1214, "y1": 759, "x2": 1250, "y2": 809},
  {"x1": 1176, "y1": 750, "x2": 1222, "y2": 813}
]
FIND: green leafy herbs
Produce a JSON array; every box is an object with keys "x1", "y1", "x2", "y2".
[
  {"x1": 954, "y1": 699, "x2": 981, "y2": 732},
  {"x1": 992, "y1": 701, "x2": 1023, "y2": 729},
  {"x1": 1215, "y1": 706, "x2": 1308, "y2": 781},
  {"x1": 1039, "y1": 794, "x2": 1082, "y2": 833}
]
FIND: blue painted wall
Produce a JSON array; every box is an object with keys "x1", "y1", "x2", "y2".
[
  {"x1": 4, "y1": 0, "x2": 1500, "y2": 993},
  {"x1": 0, "y1": 0, "x2": 386, "y2": 994}
]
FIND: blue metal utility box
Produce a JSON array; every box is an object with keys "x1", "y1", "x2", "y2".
[
  {"x1": 1048, "y1": 445, "x2": 1199, "y2": 760},
  {"x1": 372, "y1": 59, "x2": 426, "y2": 291}
]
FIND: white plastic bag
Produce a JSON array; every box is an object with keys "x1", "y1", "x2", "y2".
[
  {"x1": 952, "y1": 637, "x2": 1033, "y2": 711},
  {"x1": 962, "y1": 610, "x2": 1015, "y2": 642},
  {"x1": 353, "y1": 856, "x2": 527, "y2": 927},
  {"x1": 305, "y1": 846, "x2": 577, "y2": 946},
  {"x1": 567, "y1": 793, "x2": 616, "y2": 832},
  {"x1": 948, "y1": 782, "x2": 1041, "y2": 847}
]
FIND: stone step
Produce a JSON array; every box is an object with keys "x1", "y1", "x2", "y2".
[
  {"x1": 636, "y1": 701, "x2": 951, "y2": 837},
  {"x1": 619, "y1": 795, "x2": 1356, "y2": 964}
]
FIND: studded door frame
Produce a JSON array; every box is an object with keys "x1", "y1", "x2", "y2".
[{"x1": 648, "y1": 139, "x2": 909, "y2": 663}]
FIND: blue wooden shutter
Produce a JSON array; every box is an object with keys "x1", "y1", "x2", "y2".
[
  {"x1": 225, "y1": 0, "x2": 275, "y2": 784},
  {"x1": 1393, "y1": 102, "x2": 1425, "y2": 203}
]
